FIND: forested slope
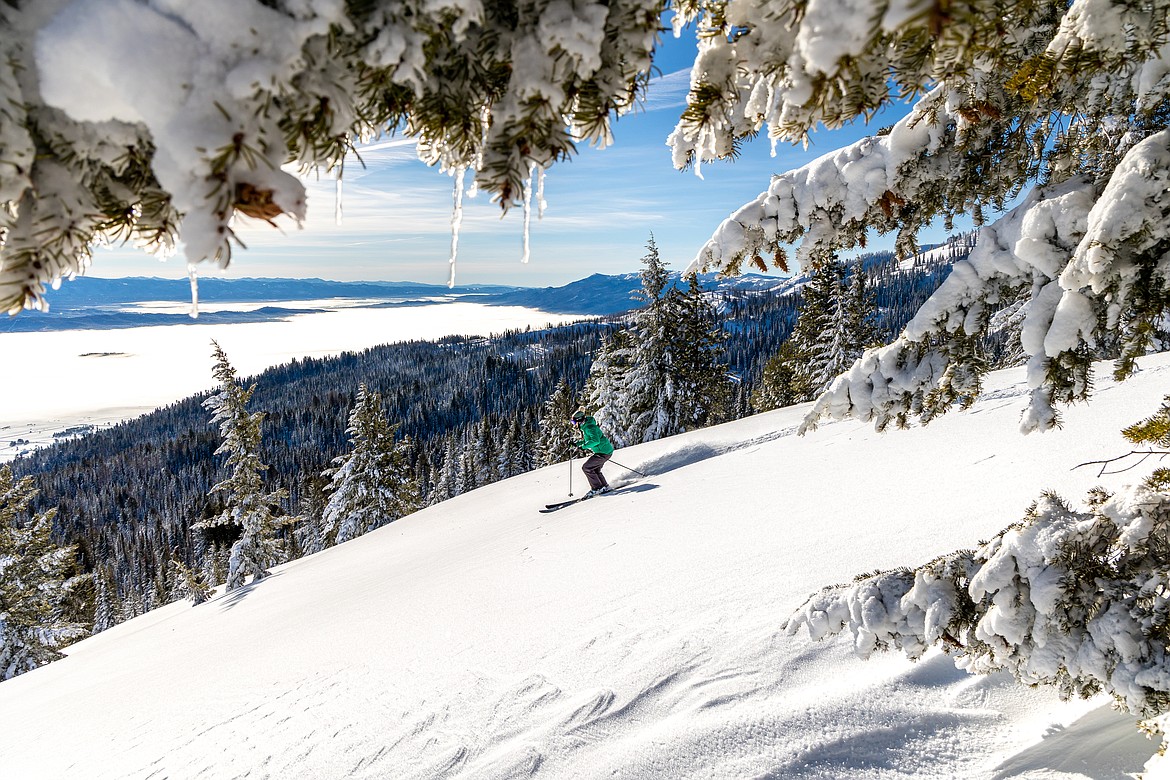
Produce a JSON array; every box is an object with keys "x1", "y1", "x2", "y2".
[{"x1": 14, "y1": 245, "x2": 968, "y2": 624}]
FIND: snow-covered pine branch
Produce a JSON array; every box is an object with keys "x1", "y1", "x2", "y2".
[
  {"x1": 1, "y1": 0, "x2": 661, "y2": 312},
  {"x1": 1125, "y1": 394, "x2": 1170, "y2": 490},
  {"x1": 682, "y1": 0, "x2": 1170, "y2": 432},
  {"x1": 783, "y1": 481, "x2": 1170, "y2": 743}
]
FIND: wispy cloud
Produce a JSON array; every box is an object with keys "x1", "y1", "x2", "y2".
[
  {"x1": 354, "y1": 138, "x2": 419, "y2": 154},
  {"x1": 641, "y1": 69, "x2": 691, "y2": 112}
]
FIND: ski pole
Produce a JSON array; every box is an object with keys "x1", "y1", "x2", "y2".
[
  {"x1": 607, "y1": 458, "x2": 647, "y2": 478},
  {"x1": 568, "y1": 454, "x2": 574, "y2": 497}
]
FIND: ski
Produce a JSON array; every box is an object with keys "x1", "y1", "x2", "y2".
[
  {"x1": 541, "y1": 486, "x2": 625, "y2": 512},
  {"x1": 540, "y1": 497, "x2": 586, "y2": 513}
]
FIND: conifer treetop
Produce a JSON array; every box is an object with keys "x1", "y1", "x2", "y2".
[
  {"x1": 199, "y1": 341, "x2": 285, "y2": 590},
  {"x1": 321, "y1": 382, "x2": 419, "y2": 546}
]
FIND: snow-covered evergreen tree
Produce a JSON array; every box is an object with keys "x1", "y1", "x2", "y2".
[
  {"x1": 429, "y1": 436, "x2": 460, "y2": 506},
  {"x1": 499, "y1": 415, "x2": 532, "y2": 479},
  {"x1": 203, "y1": 544, "x2": 229, "y2": 590},
  {"x1": 845, "y1": 264, "x2": 879, "y2": 355},
  {"x1": 197, "y1": 341, "x2": 286, "y2": 591},
  {"x1": 473, "y1": 418, "x2": 499, "y2": 488},
  {"x1": 754, "y1": 261, "x2": 874, "y2": 408},
  {"x1": 672, "y1": 273, "x2": 732, "y2": 429},
  {"x1": 584, "y1": 330, "x2": 636, "y2": 447},
  {"x1": 514, "y1": 411, "x2": 538, "y2": 475},
  {"x1": 584, "y1": 236, "x2": 683, "y2": 446},
  {"x1": 751, "y1": 340, "x2": 802, "y2": 413},
  {"x1": 0, "y1": 465, "x2": 88, "y2": 680},
  {"x1": 293, "y1": 473, "x2": 331, "y2": 556},
  {"x1": 793, "y1": 264, "x2": 845, "y2": 400},
  {"x1": 90, "y1": 564, "x2": 117, "y2": 634},
  {"x1": 623, "y1": 236, "x2": 681, "y2": 444},
  {"x1": 322, "y1": 384, "x2": 420, "y2": 546},
  {"x1": 807, "y1": 263, "x2": 875, "y2": 395},
  {"x1": 169, "y1": 555, "x2": 213, "y2": 606},
  {"x1": 537, "y1": 380, "x2": 580, "y2": 466},
  {"x1": 585, "y1": 245, "x2": 731, "y2": 442},
  {"x1": 456, "y1": 433, "x2": 478, "y2": 496},
  {"x1": 731, "y1": 381, "x2": 752, "y2": 420},
  {"x1": 413, "y1": 446, "x2": 435, "y2": 501},
  {"x1": 117, "y1": 591, "x2": 144, "y2": 624}
]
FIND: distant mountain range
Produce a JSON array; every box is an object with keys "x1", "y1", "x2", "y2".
[
  {"x1": 16, "y1": 276, "x2": 519, "y2": 307},
  {"x1": 0, "y1": 272, "x2": 796, "y2": 333},
  {"x1": 482, "y1": 272, "x2": 798, "y2": 315}
]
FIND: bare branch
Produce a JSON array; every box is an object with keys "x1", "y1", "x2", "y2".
[{"x1": 1072, "y1": 451, "x2": 1170, "y2": 478}]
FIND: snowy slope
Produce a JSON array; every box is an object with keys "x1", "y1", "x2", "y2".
[{"x1": 3, "y1": 355, "x2": 1170, "y2": 779}]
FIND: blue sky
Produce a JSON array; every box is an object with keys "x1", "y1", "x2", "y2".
[{"x1": 95, "y1": 31, "x2": 928, "y2": 289}]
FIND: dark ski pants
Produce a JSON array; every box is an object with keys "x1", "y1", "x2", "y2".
[{"x1": 582, "y1": 452, "x2": 611, "y2": 491}]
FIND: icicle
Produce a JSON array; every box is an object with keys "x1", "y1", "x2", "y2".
[
  {"x1": 448, "y1": 166, "x2": 466, "y2": 288},
  {"x1": 188, "y1": 265, "x2": 200, "y2": 319},
  {"x1": 475, "y1": 104, "x2": 491, "y2": 171},
  {"x1": 334, "y1": 165, "x2": 344, "y2": 225},
  {"x1": 536, "y1": 166, "x2": 547, "y2": 219},
  {"x1": 521, "y1": 163, "x2": 536, "y2": 264},
  {"x1": 693, "y1": 130, "x2": 709, "y2": 180}
]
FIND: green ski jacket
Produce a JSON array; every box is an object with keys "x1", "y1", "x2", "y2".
[{"x1": 575, "y1": 416, "x2": 614, "y2": 456}]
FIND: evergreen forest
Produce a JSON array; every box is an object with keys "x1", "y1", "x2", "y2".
[{"x1": 11, "y1": 240, "x2": 975, "y2": 632}]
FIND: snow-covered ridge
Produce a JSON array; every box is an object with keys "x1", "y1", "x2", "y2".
[{"x1": 2, "y1": 352, "x2": 1167, "y2": 778}]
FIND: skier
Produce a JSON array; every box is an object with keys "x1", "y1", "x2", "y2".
[{"x1": 571, "y1": 408, "x2": 614, "y2": 498}]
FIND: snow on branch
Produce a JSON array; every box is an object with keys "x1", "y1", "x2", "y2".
[
  {"x1": 682, "y1": 0, "x2": 1170, "y2": 433},
  {"x1": 0, "y1": 0, "x2": 662, "y2": 312},
  {"x1": 796, "y1": 128, "x2": 1170, "y2": 434},
  {"x1": 682, "y1": 85, "x2": 957, "y2": 276},
  {"x1": 791, "y1": 177, "x2": 1089, "y2": 433},
  {"x1": 783, "y1": 482, "x2": 1170, "y2": 722}
]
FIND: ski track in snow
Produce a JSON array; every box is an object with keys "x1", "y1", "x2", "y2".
[{"x1": 32, "y1": 610, "x2": 1156, "y2": 779}]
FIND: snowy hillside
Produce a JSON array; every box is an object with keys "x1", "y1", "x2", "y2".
[{"x1": 3, "y1": 354, "x2": 1170, "y2": 779}]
